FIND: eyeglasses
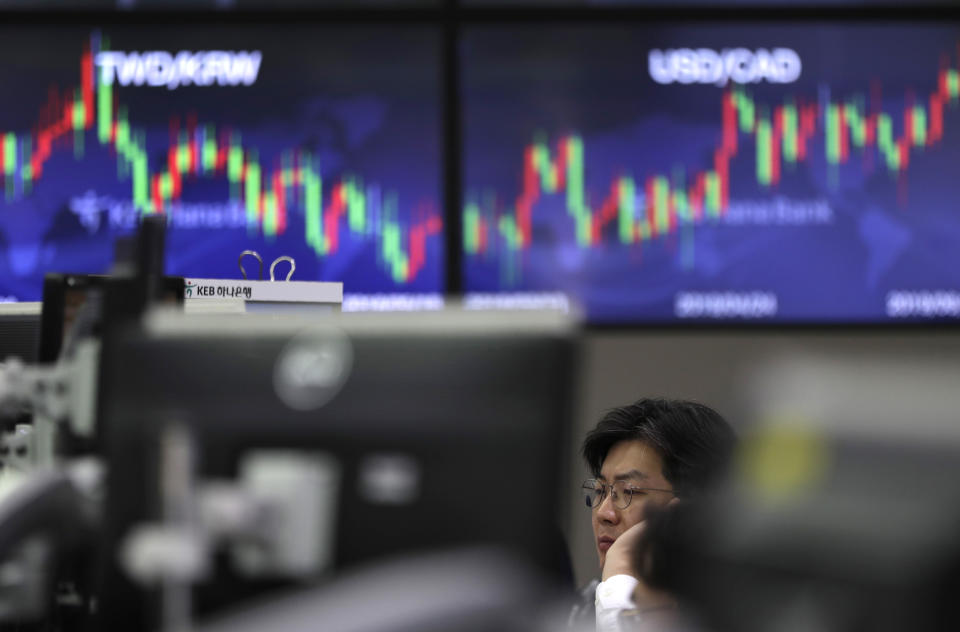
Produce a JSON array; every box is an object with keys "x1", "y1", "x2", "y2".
[{"x1": 581, "y1": 478, "x2": 675, "y2": 510}]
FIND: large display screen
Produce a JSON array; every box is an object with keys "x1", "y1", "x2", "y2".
[
  {"x1": 0, "y1": 25, "x2": 442, "y2": 301},
  {"x1": 465, "y1": 1, "x2": 956, "y2": 6},
  {"x1": 0, "y1": 1, "x2": 440, "y2": 9},
  {"x1": 462, "y1": 23, "x2": 960, "y2": 323}
]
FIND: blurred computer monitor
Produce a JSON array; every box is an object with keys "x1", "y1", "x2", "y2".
[
  {"x1": 94, "y1": 309, "x2": 577, "y2": 629},
  {"x1": 38, "y1": 273, "x2": 185, "y2": 363},
  {"x1": 0, "y1": 302, "x2": 41, "y2": 363}
]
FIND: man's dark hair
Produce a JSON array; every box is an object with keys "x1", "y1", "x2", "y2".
[{"x1": 581, "y1": 398, "x2": 736, "y2": 498}]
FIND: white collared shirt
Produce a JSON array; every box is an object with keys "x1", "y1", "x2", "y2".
[{"x1": 595, "y1": 574, "x2": 639, "y2": 632}]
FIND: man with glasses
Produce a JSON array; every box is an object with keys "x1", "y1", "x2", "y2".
[{"x1": 569, "y1": 398, "x2": 736, "y2": 630}]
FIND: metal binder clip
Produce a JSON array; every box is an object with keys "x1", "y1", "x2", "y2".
[
  {"x1": 238, "y1": 250, "x2": 264, "y2": 280},
  {"x1": 269, "y1": 256, "x2": 296, "y2": 281}
]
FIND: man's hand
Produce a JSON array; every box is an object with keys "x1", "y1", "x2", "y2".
[
  {"x1": 600, "y1": 521, "x2": 646, "y2": 581},
  {"x1": 601, "y1": 505, "x2": 680, "y2": 611}
]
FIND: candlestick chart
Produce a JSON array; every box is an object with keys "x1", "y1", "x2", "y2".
[
  {"x1": 465, "y1": 0, "x2": 956, "y2": 6},
  {"x1": 463, "y1": 24, "x2": 960, "y2": 323},
  {"x1": 0, "y1": 25, "x2": 443, "y2": 301}
]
